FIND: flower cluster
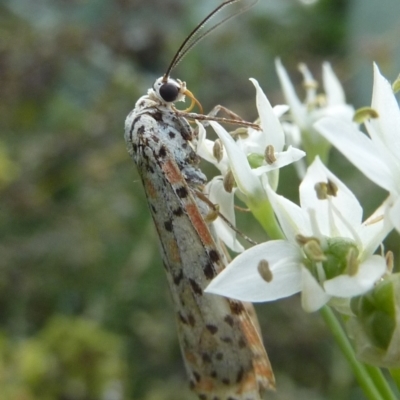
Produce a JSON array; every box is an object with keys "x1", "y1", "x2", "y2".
[{"x1": 195, "y1": 61, "x2": 400, "y2": 371}]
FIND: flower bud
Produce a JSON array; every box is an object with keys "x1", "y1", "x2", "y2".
[
  {"x1": 323, "y1": 238, "x2": 359, "y2": 279},
  {"x1": 347, "y1": 273, "x2": 400, "y2": 367}
]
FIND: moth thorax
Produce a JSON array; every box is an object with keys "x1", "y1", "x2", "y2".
[{"x1": 153, "y1": 76, "x2": 185, "y2": 103}]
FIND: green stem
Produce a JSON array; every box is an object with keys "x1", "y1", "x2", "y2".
[
  {"x1": 248, "y1": 199, "x2": 284, "y2": 240},
  {"x1": 389, "y1": 368, "x2": 400, "y2": 392},
  {"x1": 364, "y1": 365, "x2": 398, "y2": 400},
  {"x1": 320, "y1": 306, "x2": 385, "y2": 400}
]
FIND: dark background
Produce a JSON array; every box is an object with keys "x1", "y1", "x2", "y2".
[{"x1": 1, "y1": 0, "x2": 399, "y2": 399}]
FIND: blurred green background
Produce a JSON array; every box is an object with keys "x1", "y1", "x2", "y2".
[{"x1": 1, "y1": 0, "x2": 399, "y2": 399}]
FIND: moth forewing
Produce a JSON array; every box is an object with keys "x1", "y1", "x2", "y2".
[
  {"x1": 124, "y1": 0, "x2": 274, "y2": 398},
  {"x1": 125, "y1": 91, "x2": 275, "y2": 399}
]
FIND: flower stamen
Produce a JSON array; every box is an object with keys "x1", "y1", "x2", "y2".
[
  {"x1": 264, "y1": 145, "x2": 277, "y2": 165},
  {"x1": 213, "y1": 139, "x2": 224, "y2": 163},
  {"x1": 386, "y1": 251, "x2": 394, "y2": 273},
  {"x1": 314, "y1": 179, "x2": 338, "y2": 199},
  {"x1": 345, "y1": 247, "x2": 359, "y2": 276},
  {"x1": 258, "y1": 259, "x2": 273, "y2": 282},
  {"x1": 223, "y1": 169, "x2": 235, "y2": 193}
]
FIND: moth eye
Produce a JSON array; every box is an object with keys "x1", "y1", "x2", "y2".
[{"x1": 159, "y1": 81, "x2": 180, "y2": 102}]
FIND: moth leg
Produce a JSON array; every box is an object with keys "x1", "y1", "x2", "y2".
[{"x1": 207, "y1": 104, "x2": 245, "y2": 122}]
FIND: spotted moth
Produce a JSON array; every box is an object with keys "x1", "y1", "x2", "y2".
[{"x1": 124, "y1": 1, "x2": 274, "y2": 399}]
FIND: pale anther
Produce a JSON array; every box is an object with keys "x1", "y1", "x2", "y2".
[
  {"x1": 223, "y1": 170, "x2": 235, "y2": 193},
  {"x1": 205, "y1": 204, "x2": 220, "y2": 223},
  {"x1": 314, "y1": 179, "x2": 338, "y2": 200},
  {"x1": 264, "y1": 145, "x2": 276, "y2": 165},
  {"x1": 213, "y1": 139, "x2": 224, "y2": 163},
  {"x1": 258, "y1": 259, "x2": 273, "y2": 283},
  {"x1": 303, "y1": 239, "x2": 326, "y2": 262},
  {"x1": 230, "y1": 127, "x2": 249, "y2": 140},
  {"x1": 353, "y1": 107, "x2": 379, "y2": 124},
  {"x1": 386, "y1": 251, "x2": 394, "y2": 273}
]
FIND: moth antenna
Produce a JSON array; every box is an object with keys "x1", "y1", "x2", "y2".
[{"x1": 163, "y1": 0, "x2": 258, "y2": 80}]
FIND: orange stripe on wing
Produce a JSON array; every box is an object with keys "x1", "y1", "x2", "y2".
[
  {"x1": 162, "y1": 157, "x2": 215, "y2": 247},
  {"x1": 240, "y1": 314, "x2": 275, "y2": 390},
  {"x1": 185, "y1": 203, "x2": 214, "y2": 246},
  {"x1": 162, "y1": 158, "x2": 183, "y2": 184}
]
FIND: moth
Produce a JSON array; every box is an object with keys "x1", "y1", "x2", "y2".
[{"x1": 124, "y1": 1, "x2": 275, "y2": 399}]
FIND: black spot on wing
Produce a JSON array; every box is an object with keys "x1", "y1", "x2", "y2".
[
  {"x1": 208, "y1": 249, "x2": 220, "y2": 263},
  {"x1": 224, "y1": 315, "x2": 234, "y2": 327},
  {"x1": 137, "y1": 125, "x2": 145, "y2": 135},
  {"x1": 173, "y1": 269, "x2": 183, "y2": 285},
  {"x1": 236, "y1": 366, "x2": 244, "y2": 383},
  {"x1": 164, "y1": 220, "x2": 173, "y2": 232},
  {"x1": 189, "y1": 278, "x2": 202, "y2": 295},
  {"x1": 173, "y1": 206, "x2": 184, "y2": 216},
  {"x1": 176, "y1": 186, "x2": 188, "y2": 199},
  {"x1": 205, "y1": 324, "x2": 218, "y2": 334},
  {"x1": 193, "y1": 371, "x2": 201, "y2": 382},
  {"x1": 158, "y1": 146, "x2": 167, "y2": 158},
  {"x1": 229, "y1": 301, "x2": 245, "y2": 315},
  {"x1": 203, "y1": 261, "x2": 215, "y2": 280},
  {"x1": 153, "y1": 110, "x2": 163, "y2": 121},
  {"x1": 238, "y1": 337, "x2": 246, "y2": 349}
]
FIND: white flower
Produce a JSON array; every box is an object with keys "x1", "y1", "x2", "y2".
[
  {"x1": 197, "y1": 78, "x2": 305, "y2": 245},
  {"x1": 206, "y1": 158, "x2": 390, "y2": 312},
  {"x1": 315, "y1": 63, "x2": 400, "y2": 232},
  {"x1": 276, "y1": 59, "x2": 354, "y2": 173},
  {"x1": 276, "y1": 59, "x2": 354, "y2": 132},
  {"x1": 204, "y1": 177, "x2": 244, "y2": 253},
  {"x1": 201, "y1": 78, "x2": 305, "y2": 201}
]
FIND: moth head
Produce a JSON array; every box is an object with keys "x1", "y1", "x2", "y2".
[
  {"x1": 153, "y1": 76, "x2": 203, "y2": 113},
  {"x1": 153, "y1": 76, "x2": 185, "y2": 103}
]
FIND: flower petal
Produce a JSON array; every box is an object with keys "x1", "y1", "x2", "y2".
[
  {"x1": 371, "y1": 63, "x2": 400, "y2": 157},
  {"x1": 249, "y1": 78, "x2": 285, "y2": 151},
  {"x1": 300, "y1": 157, "x2": 362, "y2": 237},
  {"x1": 275, "y1": 58, "x2": 307, "y2": 129},
  {"x1": 206, "y1": 177, "x2": 244, "y2": 253},
  {"x1": 253, "y1": 146, "x2": 306, "y2": 176},
  {"x1": 323, "y1": 255, "x2": 386, "y2": 297},
  {"x1": 315, "y1": 117, "x2": 396, "y2": 193},
  {"x1": 205, "y1": 240, "x2": 302, "y2": 302},
  {"x1": 196, "y1": 121, "x2": 229, "y2": 174},
  {"x1": 389, "y1": 195, "x2": 400, "y2": 232},
  {"x1": 273, "y1": 104, "x2": 289, "y2": 118},
  {"x1": 265, "y1": 184, "x2": 312, "y2": 242},
  {"x1": 359, "y1": 199, "x2": 394, "y2": 256},
  {"x1": 210, "y1": 121, "x2": 264, "y2": 199},
  {"x1": 363, "y1": 120, "x2": 400, "y2": 191},
  {"x1": 322, "y1": 62, "x2": 346, "y2": 106},
  {"x1": 301, "y1": 267, "x2": 331, "y2": 312}
]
